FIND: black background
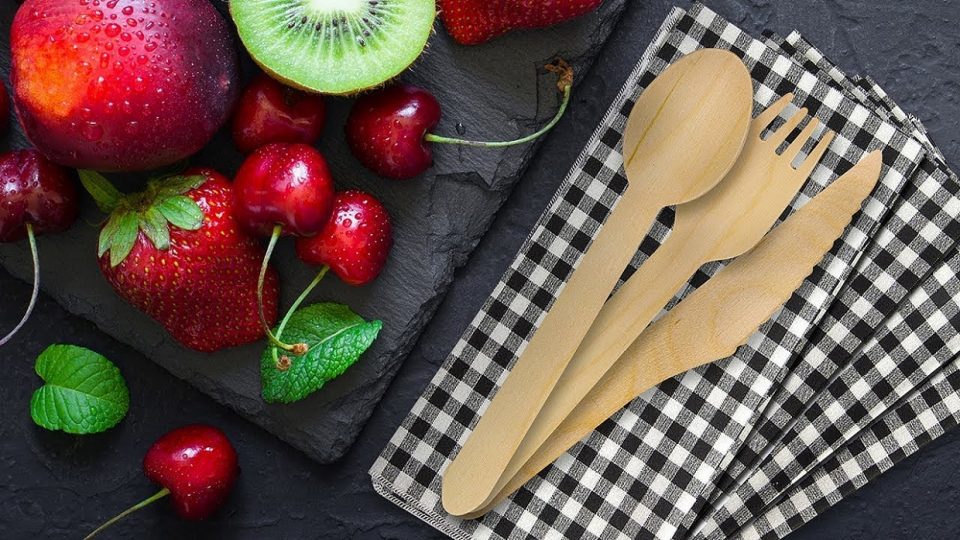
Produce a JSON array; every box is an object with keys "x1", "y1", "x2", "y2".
[{"x1": 3, "y1": 1, "x2": 960, "y2": 538}]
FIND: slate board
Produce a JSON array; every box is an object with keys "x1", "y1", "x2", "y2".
[{"x1": 0, "y1": 1, "x2": 626, "y2": 463}]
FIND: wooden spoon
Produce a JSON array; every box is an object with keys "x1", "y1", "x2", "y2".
[{"x1": 442, "y1": 49, "x2": 754, "y2": 517}]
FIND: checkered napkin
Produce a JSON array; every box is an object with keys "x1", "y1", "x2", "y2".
[
  {"x1": 737, "y1": 353, "x2": 960, "y2": 540},
  {"x1": 692, "y1": 252, "x2": 960, "y2": 539},
  {"x1": 697, "y1": 31, "x2": 960, "y2": 510},
  {"x1": 369, "y1": 4, "x2": 925, "y2": 539},
  {"x1": 689, "y1": 33, "x2": 960, "y2": 537}
]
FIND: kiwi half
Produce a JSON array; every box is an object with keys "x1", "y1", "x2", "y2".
[{"x1": 230, "y1": 0, "x2": 435, "y2": 95}]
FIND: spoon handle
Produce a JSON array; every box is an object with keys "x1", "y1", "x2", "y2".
[{"x1": 441, "y1": 188, "x2": 660, "y2": 516}]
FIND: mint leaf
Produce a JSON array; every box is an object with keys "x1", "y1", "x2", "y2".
[
  {"x1": 156, "y1": 195, "x2": 203, "y2": 231},
  {"x1": 30, "y1": 344, "x2": 130, "y2": 434},
  {"x1": 261, "y1": 303, "x2": 382, "y2": 403}
]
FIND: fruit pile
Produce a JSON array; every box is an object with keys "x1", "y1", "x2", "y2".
[{"x1": 0, "y1": 0, "x2": 604, "y2": 532}]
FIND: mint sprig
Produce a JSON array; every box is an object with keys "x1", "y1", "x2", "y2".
[
  {"x1": 261, "y1": 303, "x2": 382, "y2": 403},
  {"x1": 30, "y1": 344, "x2": 130, "y2": 434}
]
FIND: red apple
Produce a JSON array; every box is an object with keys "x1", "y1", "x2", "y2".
[{"x1": 10, "y1": 0, "x2": 239, "y2": 172}]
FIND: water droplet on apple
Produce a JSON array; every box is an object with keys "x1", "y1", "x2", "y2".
[{"x1": 105, "y1": 23, "x2": 121, "y2": 37}]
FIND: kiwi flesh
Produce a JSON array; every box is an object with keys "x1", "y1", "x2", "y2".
[{"x1": 230, "y1": 0, "x2": 435, "y2": 95}]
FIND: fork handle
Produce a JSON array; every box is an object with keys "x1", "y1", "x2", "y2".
[{"x1": 442, "y1": 190, "x2": 660, "y2": 516}]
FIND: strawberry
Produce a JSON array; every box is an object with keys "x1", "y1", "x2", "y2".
[
  {"x1": 439, "y1": 0, "x2": 605, "y2": 45},
  {"x1": 83, "y1": 168, "x2": 279, "y2": 352},
  {"x1": 295, "y1": 190, "x2": 393, "y2": 286}
]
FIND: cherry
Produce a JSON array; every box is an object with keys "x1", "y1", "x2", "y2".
[
  {"x1": 346, "y1": 85, "x2": 440, "y2": 180},
  {"x1": 86, "y1": 425, "x2": 238, "y2": 538},
  {"x1": 296, "y1": 190, "x2": 393, "y2": 286},
  {"x1": 345, "y1": 59, "x2": 574, "y2": 180},
  {"x1": 0, "y1": 149, "x2": 78, "y2": 347},
  {"x1": 231, "y1": 73, "x2": 326, "y2": 155},
  {"x1": 232, "y1": 142, "x2": 335, "y2": 355},
  {"x1": 233, "y1": 142, "x2": 335, "y2": 238}
]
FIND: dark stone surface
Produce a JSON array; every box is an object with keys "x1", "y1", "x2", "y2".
[
  {"x1": 2, "y1": 0, "x2": 960, "y2": 538},
  {"x1": 0, "y1": 1, "x2": 626, "y2": 464}
]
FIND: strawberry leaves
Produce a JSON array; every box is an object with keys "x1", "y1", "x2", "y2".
[
  {"x1": 155, "y1": 195, "x2": 204, "y2": 230},
  {"x1": 81, "y1": 170, "x2": 207, "y2": 267},
  {"x1": 261, "y1": 303, "x2": 382, "y2": 403},
  {"x1": 30, "y1": 344, "x2": 130, "y2": 434}
]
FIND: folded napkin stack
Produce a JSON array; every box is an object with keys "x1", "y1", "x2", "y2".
[{"x1": 370, "y1": 4, "x2": 959, "y2": 539}]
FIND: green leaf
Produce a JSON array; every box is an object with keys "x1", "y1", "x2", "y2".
[
  {"x1": 78, "y1": 170, "x2": 123, "y2": 213},
  {"x1": 139, "y1": 207, "x2": 170, "y2": 251},
  {"x1": 97, "y1": 213, "x2": 122, "y2": 258},
  {"x1": 156, "y1": 196, "x2": 203, "y2": 231},
  {"x1": 261, "y1": 303, "x2": 382, "y2": 403},
  {"x1": 30, "y1": 344, "x2": 129, "y2": 434},
  {"x1": 109, "y1": 211, "x2": 141, "y2": 267},
  {"x1": 152, "y1": 174, "x2": 206, "y2": 198}
]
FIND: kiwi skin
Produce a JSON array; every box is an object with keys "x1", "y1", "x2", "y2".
[{"x1": 229, "y1": 1, "x2": 436, "y2": 96}]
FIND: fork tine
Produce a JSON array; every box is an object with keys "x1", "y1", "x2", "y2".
[
  {"x1": 767, "y1": 106, "x2": 808, "y2": 147},
  {"x1": 752, "y1": 93, "x2": 795, "y2": 136},
  {"x1": 796, "y1": 130, "x2": 837, "y2": 177},
  {"x1": 784, "y1": 118, "x2": 821, "y2": 161}
]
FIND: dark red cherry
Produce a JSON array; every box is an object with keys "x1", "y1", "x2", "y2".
[
  {"x1": 143, "y1": 424, "x2": 239, "y2": 520},
  {"x1": 0, "y1": 149, "x2": 78, "y2": 242},
  {"x1": 231, "y1": 74, "x2": 326, "y2": 155},
  {"x1": 86, "y1": 424, "x2": 239, "y2": 539},
  {"x1": 232, "y1": 143, "x2": 335, "y2": 237},
  {"x1": 296, "y1": 190, "x2": 393, "y2": 286},
  {"x1": 345, "y1": 84, "x2": 441, "y2": 180}
]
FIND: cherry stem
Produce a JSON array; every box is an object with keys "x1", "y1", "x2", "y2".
[
  {"x1": 84, "y1": 487, "x2": 170, "y2": 540},
  {"x1": 271, "y1": 265, "x2": 328, "y2": 369},
  {"x1": 0, "y1": 224, "x2": 40, "y2": 348},
  {"x1": 424, "y1": 58, "x2": 574, "y2": 148},
  {"x1": 257, "y1": 225, "x2": 306, "y2": 354}
]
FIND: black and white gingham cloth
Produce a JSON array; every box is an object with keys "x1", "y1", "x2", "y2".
[
  {"x1": 370, "y1": 4, "x2": 925, "y2": 539},
  {"x1": 700, "y1": 30, "x2": 960, "y2": 511},
  {"x1": 691, "y1": 31, "x2": 960, "y2": 537},
  {"x1": 739, "y1": 33, "x2": 960, "y2": 537},
  {"x1": 738, "y1": 353, "x2": 960, "y2": 540},
  {"x1": 692, "y1": 250, "x2": 960, "y2": 539}
]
